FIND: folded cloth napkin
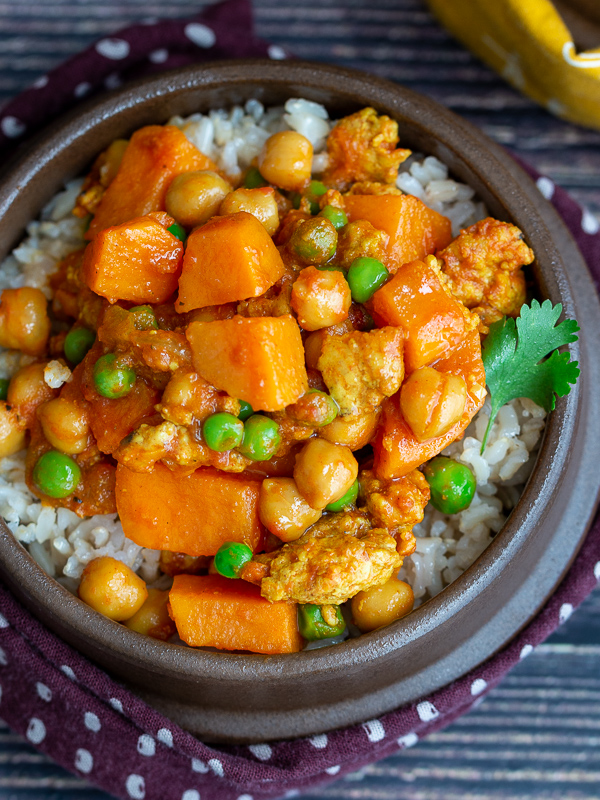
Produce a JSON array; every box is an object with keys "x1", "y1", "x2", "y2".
[
  {"x1": 427, "y1": 0, "x2": 600, "y2": 130},
  {"x1": 1, "y1": 2, "x2": 600, "y2": 798}
]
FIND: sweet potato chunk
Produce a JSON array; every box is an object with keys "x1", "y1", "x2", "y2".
[
  {"x1": 371, "y1": 259, "x2": 468, "y2": 372},
  {"x1": 82, "y1": 216, "x2": 183, "y2": 304},
  {"x1": 344, "y1": 195, "x2": 452, "y2": 272},
  {"x1": 87, "y1": 125, "x2": 216, "y2": 238},
  {"x1": 115, "y1": 464, "x2": 264, "y2": 556},
  {"x1": 373, "y1": 330, "x2": 487, "y2": 479},
  {"x1": 177, "y1": 212, "x2": 285, "y2": 312},
  {"x1": 186, "y1": 315, "x2": 308, "y2": 412},
  {"x1": 168, "y1": 574, "x2": 303, "y2": 654}
]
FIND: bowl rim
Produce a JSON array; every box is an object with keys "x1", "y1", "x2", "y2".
[{"x1": 1, "y1": 59, "x2": 599, "y2": 742}]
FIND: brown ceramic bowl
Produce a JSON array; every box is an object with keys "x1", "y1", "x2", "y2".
[{"x1": 1, "y1": 61, "x2": 599, "y2": 744}]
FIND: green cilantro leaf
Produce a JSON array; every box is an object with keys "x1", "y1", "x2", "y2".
[{"x1": 480, "y1": 300, "x2": 580, "y2": 451}]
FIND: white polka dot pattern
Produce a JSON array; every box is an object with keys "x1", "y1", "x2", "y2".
[
  {"x1": 268, "y1": 45, "x2": 287, "y2": 60},
  {"x1": 397, "y1": 732, "x2": 418, "y2": 748},
  {"x1": 0, "y1": 646, "x2": 7, "y2": 666},
  {"x1": 75, "y1": 748, "x2": 94, "y2": 774},
  {"x1": 26, "y1": 717, "x2": 46, "y2": 744},
  {"x1": 33, "y1": 75, "x2": 49, "y2": 89},
  {"x1": 60, "y1": 664, "x2": 76, "y2": 680},
  {"x1": 192, "y1": 758, "x2": 209, "y2": 773},
  {"x1": 237, "y1": 795, "x2": 253, "y2": 800},
  {"x1": 362, "y1": 719, "x2": 385, "y2": 742},
  {"x1": 416, "y1": 701, "x2": 439, "y2": 722},
  {"x1": 559, "y1": 602, "x2": 574, "y2": 623},
  {"x1": 157, "y1": 727, "x2": 173, "y2": 747},
  {"x1": 184, "y1": 23, "x2": 216, "y2": 48},
  {"x1": 594, "y1": 561, "x2": 600, "y2": 581},
  {"x1": 208, "y1": 758, "x2": 224, "y2": 777},
  {"x1": 325, "y1": 765, "x2": 340, "y2": 775},
  {"x1": 520, "y1": 643, "x2": 534, "y2": 659},
  {"x1": 126, "y1": 774, "x2": 146, "y2": 799},
  {"x1": 109, "y1": 697, "x2": 123, "y2": 713},
  {"x1": 536, "y1": 176, "x2": 555, "y2": 200},
  {"x1": 36, "y1": 682, "x2": 52, "y2": 702},
  {"x1": 248, "y1": 743, "x2": 272, "y2": 761},
  {"x1": 182, "y1": 791, "x2": 200, "y2": 800},
  {"x1": 0, "y1": 612, "x2": 9, "y2": 628},
  {"x1": 581, "y1": 208, "x2": 600, "y2": 235},
  {"x1": 137, "y1": 734, "x2": 155, "y2": 757},
  {"x1": 309, "y1": 734, "x2": 328, "y2": 749},
  {"x1": 470, "y1": 678, "x2": 488, "y2": 696},
  {"x1": 74, "y1": 82, "x2": 91, "y2": 98},
  {"x1": 84, "y1": 711, "x2": 101, "y2": 732},
  {"x1": 96, "y1": 38, "x2": 131, "y2": 60},
  {"x1": 149, "y1": 49, "x2": 169, "y2": 64},
  {"x1": 104, "y1": 73, "x2": 122, "y2": 90},
  {"x1": 1, "y1": 116, "x2": 25, "y2": 138}
]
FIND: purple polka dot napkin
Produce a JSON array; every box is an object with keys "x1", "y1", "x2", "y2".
[{"x1": 1, "y1": 3, "x2": 600, "y2": 799}]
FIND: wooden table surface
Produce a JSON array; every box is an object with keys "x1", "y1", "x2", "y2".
[{"x1": 1, "y1": 1, "x2": 599, "y2": 798}]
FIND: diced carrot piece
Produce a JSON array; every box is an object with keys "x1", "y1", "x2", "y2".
[
  {"x1": 373, "y1": 330, "x2": 487, "y2": 479},
  {"x1": 81, "y1": 216, "x2": 183, "y2": 304},
  {"x1": 168, "y1": 574, "x2": 303, "y2": 654},
  {"x1": 115, "y1": 464, "x2": 264, "y2": 556},
  {"x1": 87, "y1": 126, "x2": 216, "y2": 238},
  {"x1": 78, "y1": 342, "x2": 161, "y2": 454},
  {"x1": 186, "y1": 315, "x2": 308, "y2": 412},
  {"x1": 344, "y1": 195, "x2": 452, "y2": 272},
  {"x1": 371, "y1": 259, "x2": 467, "y2": 372},
  {"x1": 176, "y1": 212, "x2": 286, "y2": 312}
]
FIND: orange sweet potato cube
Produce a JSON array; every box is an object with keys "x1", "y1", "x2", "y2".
[
  {"x1": 168, "y1": 574, "x2": 303, "y2": 654},
  {"x1": 87, "y1": 125, "x2": 216, "y2": 238},
  {"x1": 186, "y1": 315, "x2": 308, "y2": 412},
  {"x1": 177, "y1": 212, "x2": 286, "y2": 312},
  {"x1": 373, "y1": 330, "x2": 487, "y2": 478},
  {"x1": 371, "y1": 259, "x2": 467, "y2": 372},
  {"x1": 115, "y1": 464, "x2": 264, "y2": 556},
  {"x1": 344, "y1": 194, "x2": 452, "y2": 272},
  {"x1": 81, "y1": 215, "x2": 183, "y2": 304}
]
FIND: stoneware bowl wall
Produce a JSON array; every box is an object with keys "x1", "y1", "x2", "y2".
[{"x1": 0, "y1": 61, "x2": 599, "y2": 743}]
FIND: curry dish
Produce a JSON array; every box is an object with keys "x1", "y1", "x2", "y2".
[{"x1": 0, "y1": 106, "x2": 534, "y2": 653}]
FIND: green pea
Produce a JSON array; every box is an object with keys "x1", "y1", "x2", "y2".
[
  {"x1": 289, "y1": 217, "x2": 338, "y2": 265},
  {"x1": 298, "y1": 604, "x2": 346, "y2": 641},
  {"x1": 129, "y1": 305, "x2": 158, "y2": 330},
  {"x1": 325, "y1": 479, "x2": 359, "y2": 512},
  {"x1": 347, "y1": 257, "x2": 389, "y2": 304},
  {"x1": 423, "y1": 456, "x2": 476, "y2": 515},
  {"x1": 0, "y1": 378, "x2": 10, "y2": 401},
  {"x1": 319, "y1": 205, "x2": 348, "y2": 230},
  {"x1": 167, "y1": 222, "x2": 187, "y2": 244},
  {"x1": 237, "y1": 400, "x2": 254, "y2": 421},
  {"x1": 243, "y1": 166, "x2": 268, "y2": 189},
  {"x1": 93, "y1": 354, "x2": 136, "y2": 399},
  {"x1": 290, "y1": 192, "x2": 302, "y2": 210},
  {"x1": 203, "y1": 412, "x2": 244, "y2": 452},
  {"x1": 63, "y1": 327, "x2": 96, "y2": 365},
  {"x1": 306, "y1": 180, "x2": 328, "y2": 215},
  {"x1": 239, "y1": 415, "x2": 281, "y2": 461},
  {"x1": 214, "y1": 541, "x2": 254, "y2": 579},
  {"x1": 33, "y1": 451, "x2": 82, "y2": 499},
  {"x1": 316, "y1": 265, "x2": 345, "y2": 274}
]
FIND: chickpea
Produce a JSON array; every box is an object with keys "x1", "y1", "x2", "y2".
[
  {"x1": 165, "y1": 170, "x2": 232, "y2": 228},
  {"x1": 0, "y1": 287, "x2": 50, "y2": 356},
  {"x1": 7, "y1": 362, "x2": 56, "y2": 428},
  {"x1": 351, "y1": 578, "x2": 414, "y2": 633},
  {"x1": 0, "y1": 402, "x2": 26, "y2": 458},
  {"x1": 400, "y1": 366, "x2": 467, "y2": 442},
  {"x1": 257, "y1": 131, "x2": 313, "y2": 192},
  {"x1": 291, "y1": 267, "x2": 351, "y2": 331},
  {"x1": 78, "y1": 556, "x2": 148, "y2": 622},
  {"x1": 38, "y1": 397, "x2": 90, "y2": 454},
  {"x1": 304, "y1": 331, "x2": 324, "y2": 370},
  {"x1": 219, "y1": 187, "x2": 280, "y2": 236},
  {"x1": 124, "y1": 588, "x2": 176, "y2": 640},
  {"x1": 293, "y1": 438, "x2": 358, "y2": 509},
  {"x1": 259, "y1": 477, "x2": 322, "y2": 542},
  {"x1": 320, "y1": 408, "x2": 381, "y2": 449}
]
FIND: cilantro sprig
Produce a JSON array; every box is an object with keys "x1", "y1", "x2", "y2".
[{"x1": 480, "y1": 300, "x2": 580, "y2": 451}]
